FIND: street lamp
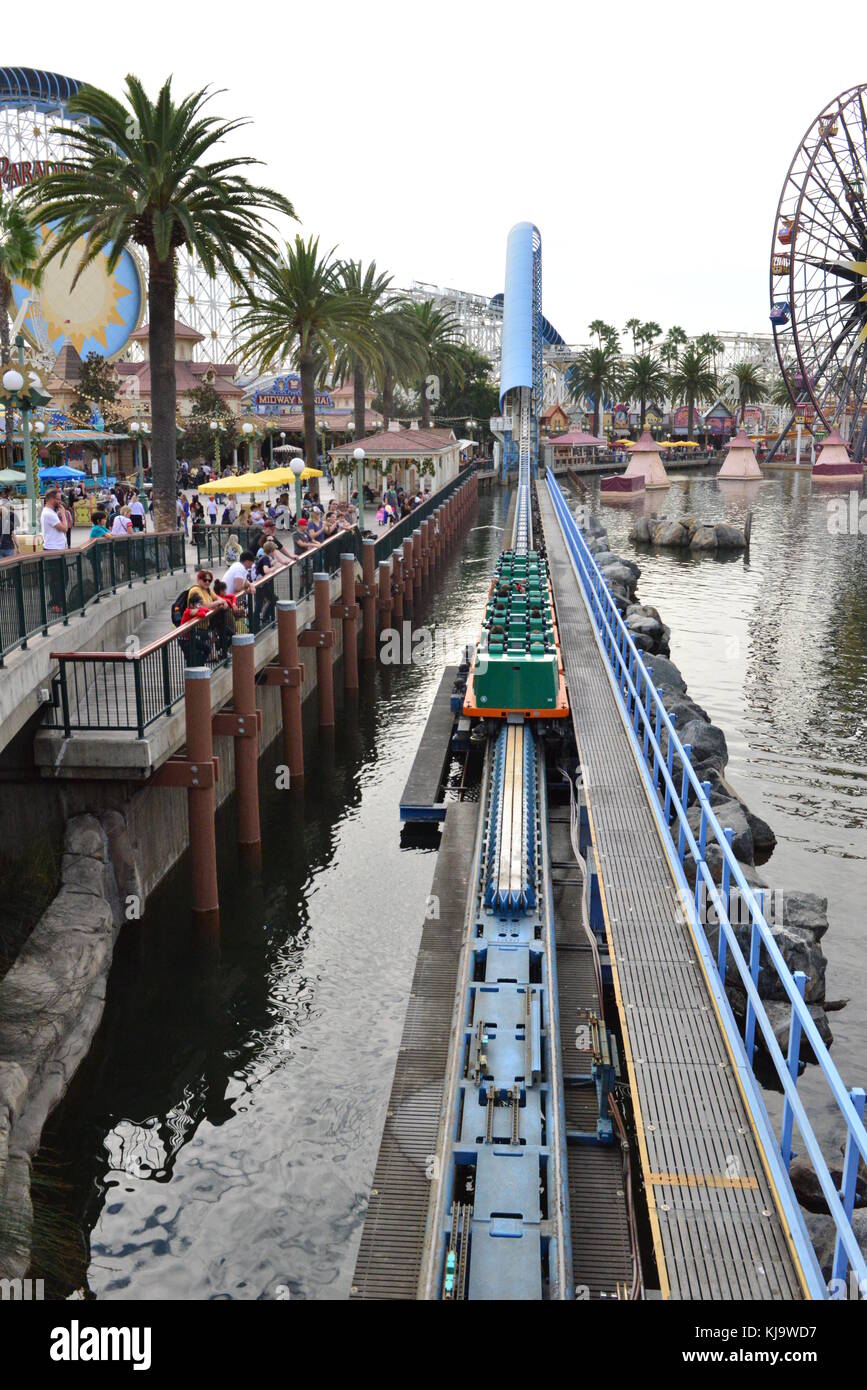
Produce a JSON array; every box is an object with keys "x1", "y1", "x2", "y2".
[
  {"x1": 290, "y1": 456, "x2": 305, "y2": 523},
  {"x1": 0, "y1": 337, "x2": 48, "y2": 533},
  {"x1": 241, "y1": 421, "x2": 258, "y2": 471},
  {"x1": 353, "y1": 446, "x2": 366, "y2": 530},
  {"x1": 129, "y1": 420, "x2": 143, "y2": 493},
  {"x1": 209, "y1": 419, "x2": 224, "y2": 470}
]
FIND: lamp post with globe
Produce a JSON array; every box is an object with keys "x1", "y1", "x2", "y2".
[
  {"x1": 290, "y1": 456, "x2": 305, "y2": 524},
  {"x1": 209, "y1": 419, "x2": 226, "y2": 471},
  {"x1": 0, "y1": 336, "x2": 49, "y2": 532},
  {"x1": 354, "y1": 447, "x2": 366, "y2": 530},
  {"x1": 241, "y1": 421, "x2": 259, "y2": 472}
]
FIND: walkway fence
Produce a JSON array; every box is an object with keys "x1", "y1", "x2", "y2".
[
  {"x1": 546, "y1": 471, "x2": 867, "y2": 1298},
  {"x1": 0, "y1": 533, "x2": 186, "y2": 667},
  {"x1": 49, "y1": 467, "x2": 476, "y2": 740}
]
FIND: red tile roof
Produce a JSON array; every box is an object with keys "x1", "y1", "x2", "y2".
[
  {"x1": 130, "y1": 318, "x2": 205, "y2": 342},
  {"x1": 330, "y1": 426, "x2": 457, "y2": 456}
]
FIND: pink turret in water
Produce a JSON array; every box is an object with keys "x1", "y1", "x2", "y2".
[
  {"x1": 718, "y1": 429, "x2": 762, "y2": 480},
  {"x1": 811, "y1": 428, "x2": 864, "y2": 483}
]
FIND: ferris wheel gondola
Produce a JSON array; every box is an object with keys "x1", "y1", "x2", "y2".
[{"x1": 770, "y1": 83, "x2": 867, "y2": 459}]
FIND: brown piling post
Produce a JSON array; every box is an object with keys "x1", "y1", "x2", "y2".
[
  {"x1": 276, "y1": 599, "x2": 304, "y2": 784},
  {"x1": 401, "y1": 544, "x2": 413, "y2": 610},
  {"x1": 361, "y1": 538, "x2": 377, "y2": 661},
  {"x1": 421, "y1": 520, "x2": 431, "y2": 584},
  {"x1": 414, "y1": 530, "x2": 425, "y2": 592},
  {"x1": 184, "y1": 668, "x2": 219, "y2": 922},
  {"x1": 392, "y1": 549, "x2": 403, "y2": 624},
  {"x1": 378, "y1": 560, "x2": 393, "y2": 643},
  {"x1": 313, "y1": 572, "x2": 335, "y2": 727},
  {"x1": 340, "y1": 552, "x2": 359, "y2": 692},
  {"x1": 231, "y1": 634, "x2": 260, "y2": 849}
]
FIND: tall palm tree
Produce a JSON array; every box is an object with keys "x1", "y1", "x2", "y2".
[
  {"x1": 663, "y1": 324, "x2": 688, "y2": 364},
  {"x1": 21, "y1": 76, "x2": 294, "y2": 530},
  {"x1": 405, "y1": 300, "x2": 464, "y2": 427},
  {"x1": 667, "y1": 345, "x2": 717, "y2": 441},
  {"x1": 638, "y1": 320, "x2": 662, "y2": 349},
  {"x1": 588, "y1": 319, "x2": 609, "y2": 343},
  {"x1": 239, "y1": 236, "x2": 371, "y2": 483},
  {"x1": 696, "y1": 332, "x2": 725, "y2": 375},
  {"x1": 566, "y1": 340, "x2": 621, "y2": 438},
  {"x1": 329, "y1": 259, "x2": 393, "y2": 440},
  {"x1": 622, "y1": 352, "x2": 668, "y2": 429},
  {"x1": 729, "y1": 360, "x2": 767, "y2": 426},
  {"x1": 624, "y1": 317, "x2": 642, "y2": 352},
  {"x1": 0, "y1": 200, "x2": 42, "y2": 469},
  {"x1": 373, "y1": 301, "x2": 426, "y2": 430}
]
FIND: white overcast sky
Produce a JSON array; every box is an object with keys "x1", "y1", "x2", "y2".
[{"x1": 27, "y1": 0, "x2": 867, "y2": 344}]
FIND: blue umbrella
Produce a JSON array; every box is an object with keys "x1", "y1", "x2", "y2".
[{"x1": 38, "y1": 465, "x2": 88, "y2": 482}]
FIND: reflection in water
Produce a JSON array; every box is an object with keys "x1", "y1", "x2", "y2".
[
  {"x1": 588, "y1": 466, "x2": 867, "y2": 1134},
  {"x1": 33, "y1": 493, "x2": 508, "y2": 1302}
]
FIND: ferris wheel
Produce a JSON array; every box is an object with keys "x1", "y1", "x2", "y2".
[{"x1": 770, "y1": 83, "x2": 867, "y2": 458}]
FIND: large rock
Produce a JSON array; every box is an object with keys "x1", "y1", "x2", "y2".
[
  {"x1": 652, "y1": 520, "x2": 690, "y2": 547},
  {"x1": 599, "y1": 561, "x2": 639, "y2": 589},
  {"x1": 646, "y1": 655, "x2": 688, "y2": 695},
  {"x1": 688, "y1": 796, "x2": 754, "y2": 863},
  {"x1": 679, "y1": 718, "x2": 729, "y2": 772},
  {"x1": 690, "y1": 523, "x2": 718, "y2": 549},
  {"x1": 628, "y1": 516, "x2": 654, "y2": 544},
  {"x1": 762, "y1": 998, "x2": 833, "y2": 1055},
  {"x1": 63, "y1": 814, "x2": 106, "y2": 861},
  {"x1": 781, "y1": 891, "x2": 829, "y2": 941},
  {"x1": 715, "y1": 523, "x2": 746, "y2": 549},
  {"x1": 790, "y1": 1157, "x2": 866, "y2": 1213}
]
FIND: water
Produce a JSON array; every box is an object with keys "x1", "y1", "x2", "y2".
[
  {"x1": 581, "y1": 466, "x2": 867, "y2": 1139},
  {"x1": 33, "y1": 492, "x2": 508, "y2": 1301},
  {"x1": 31, "y1": 471, "x2": 867, "y2": 1295}
]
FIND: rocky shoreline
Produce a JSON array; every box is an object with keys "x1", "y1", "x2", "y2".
[
  {"x1": 628, "y1": 513, "x2": 748, "y2": 551},
  {"x1": 579, "y1": 509, "x2": 840, "y2": 1056}
]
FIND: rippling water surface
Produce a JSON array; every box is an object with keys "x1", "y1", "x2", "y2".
[{"x1": 34, "y1": 470, "x2": 867, "y2": 1296}]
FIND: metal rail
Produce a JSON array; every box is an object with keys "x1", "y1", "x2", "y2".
[
  {"x1": 0, "y1": 532, "x2": 186, "y2": 665},
  {"x1": 546, "y1": 471, "x2": 867, "y2": 1297}
]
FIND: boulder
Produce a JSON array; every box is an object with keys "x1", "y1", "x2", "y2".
[
  {"x1": 652, "y1": 520, "x2": 690, "y2": 547},
  {"x1": 762, "y1": 999, "x2": 833, "y2": 1056},
  {"x1": 628, "y1": 516, "x2": 654, "y2": 544},
  {"x1": 715, "y1": 523, "x2": 746, "y2": 549},
  {"x1": 679, "y1": 718, "x2": 729, "y2": 772},
  {"x1": 689, "y1": 523, "x2": 718, "y2": 550},
  {"x1": 646, "y1": 655, "x2": 688, "y2": 695},
  {"x1": 790, "y1": 1157, "x2": 866, "y2": 1214},
  {"x1": 781, "y1": 891, "x2": 829, "y2": 941},
  {"x1": 688, "y1": 796, "x2": 754, "y2": 864}
]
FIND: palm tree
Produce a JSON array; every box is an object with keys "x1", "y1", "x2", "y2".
[
  {"x1": 0, "y1": 200, "x2": 42, "y2": 469},
  {"x1": 624, "y1": 317, "x2": 643, "y2": 352},
  {"x1": 405, "y1": 300, "x2": 464, "y2": 427},
  {"x1": 622, "y1": 352, "x2": 668, "y2": 429},
  {"x1": 638, "y1": 320, "x2": 662, "y2": 349},
  {"x1": 329, "y1": 259, "x2": 393, "y2": 441},
  {"x1": 696, "y1": 332, "x2": 725, "y2": 375},
  {"x1": 238, "y1": 236, "x2": 371, "y2": 484},
  {"x1": 21, "y1": 76, "x2": 294, "y2": 530},
  {"x1": 373, "y1": 301, "x2": 426, "y2": 430},
  {"x1": 566, "y1": 340, "x2": 621, "y2": 437},
  {"x1": 667, "y1": 345, "x2": 717, "y2": 441},
  {"x1": 588, "y1": 319, "x2": 609, "y2": 343},
  {"x1": 729, "y1": 360, "x2": 767, "y2": 425},
  {"x1": 663, "y1": 324, "x2": 688, "y2": 364}
]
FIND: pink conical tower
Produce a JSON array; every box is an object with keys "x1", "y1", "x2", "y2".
[
  {"x1": 718, "y1": 428, "x2": 762, "y2": 480},
  {"x1": 812, "y1": 427, "x2": 864, "y2": 483},
  {"x1": 623, "y1": 429, "x2": 670, "y2": 489}
]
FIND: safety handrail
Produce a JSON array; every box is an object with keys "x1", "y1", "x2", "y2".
[{"x1": 546, "y1": 470, "x2": 867, "y2": 1297}]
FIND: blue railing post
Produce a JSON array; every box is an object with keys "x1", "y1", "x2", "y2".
[
  {"x1": 642, "y1": 682, "x2": 653, "y2": 758},
  {"x1": 744, "y1": 895, "x2": 763, "y2": 1064},
  {"x1": 717, "y1": 828, "x2": 734, "y2": 978},
  {"x1": 677, "y1": 744, "x2": 692, "y2": 862},
  {"x1": 781, "y1": 970, "x2": 808, "y2": 1170},
  {"x1": 652, "y1": 689, "x2": 663, "y2": 789},
  {"x1": 832, "y1": 1088, "x2": 867, "y2": 1287},
  {"x1": 664, "y1": 712, "x2": 677, "y2": 821}
]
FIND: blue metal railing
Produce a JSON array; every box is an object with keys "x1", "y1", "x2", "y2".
[{"x1": 546, "y1": 471, "x2": 867, "y2": 1299}]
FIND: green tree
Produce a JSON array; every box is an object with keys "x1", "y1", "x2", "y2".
[
  {"x1": 663, "y1": 324, "x2": 688, "y2": 365},
  {"x1": 0, "y1": 199, "x2": 42, "y2": 469},
  {"x1": 238, "y1": 235, "x2": 371, "y2": 481},
  {"x1": 21, "y1": 76, "x2": 294, "y2": 530},
  {"x1": 328, "y1": 259, "x2": 393, "y2": 441},
  {"x1": 622, "y1": 352, "x2": 668, "y2": 429},
  {"x1": 405, "y1": 299, "x2": 465, "y2": 427},
  {"x1": 696, "y1": 332, "x2": 725, "y2": 374},
  {"x1": 624, "y1": 317, "x2": 643, "y2": 352},
  {"x1": 437, "y1": 345, "x2": 499, "y2": 448},
  {"x1": 180, "y1": 382, "x2": 238, "y2": 464},
  {"x1": 667, "y1": 344, "x2": 717, "y2": 440},
  {"x1": 566, "y1": 340, "x2": 621, "y2": 437},
  {"x1": 638, "y1": 320, "x2": 662, "y2": 349},
  {"x1": 729, "y1": 360, "x2": 767, "y2": 425},
  {"x1": 372, "y1": 300, "x2": 426, "y2": 430},
  {"x1": 69, "y1": 352, "x2": 126, "y2": 433}
]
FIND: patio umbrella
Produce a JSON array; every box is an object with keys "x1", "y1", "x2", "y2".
[
  {"x1": 0, "y1": 468, "x2": 26, "y2": 485},
  {"x1": 272, "y1": 442, "x2": 304, "y2": 456},
  {"x1": 38, "y1": 465, "x2": 87, "y2": 482}
]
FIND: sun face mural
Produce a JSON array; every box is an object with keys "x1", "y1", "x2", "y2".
[{"x1": 11, "y1": 222, "x2": 144, "y2": 360}]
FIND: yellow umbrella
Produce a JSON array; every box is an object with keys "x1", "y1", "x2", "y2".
[
  {"x1": 198, "y1": 466, "x2": 323, "y2": 494},
  {"x1": 680, "y1": 440, "x2": 700, "y2": 448}
]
